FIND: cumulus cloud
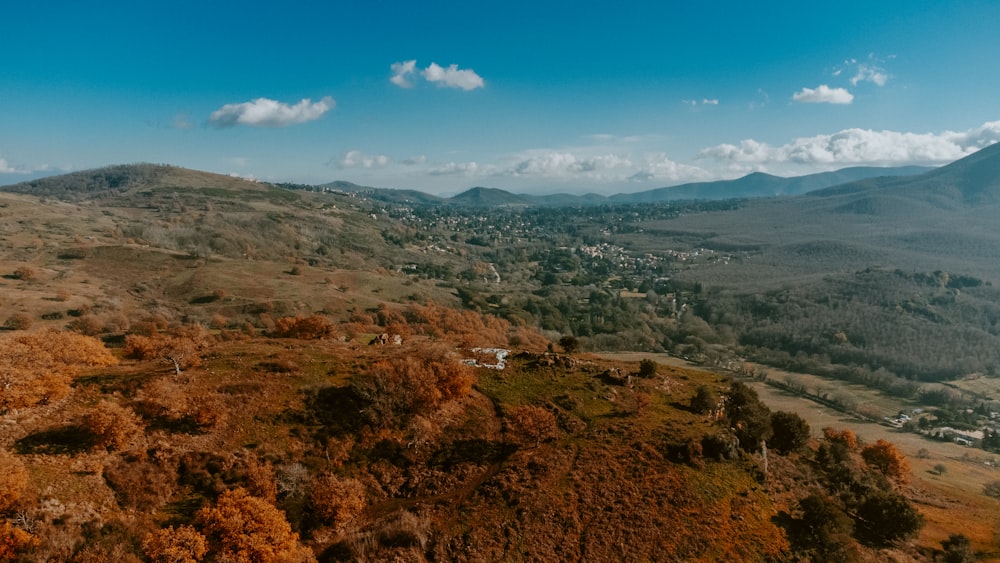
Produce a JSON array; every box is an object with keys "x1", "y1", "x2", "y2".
[
  {"x1": 209, "y1": 96, "x2": 334, "y2": 128},
  {"x1": 390, "y1": 60, "x2": 485, "y2": 90},
  {"x1": 698, "y1": 120, "x2": 1000, "y2": 170},
  {"x1": 422, "y1": 62, "x2": 485, "y2": 90},
  {"x1": 390, "y1": 60, "x2": 417, "y2": 88},
  {"x1": 338, "y1": 150, "x2": 390, "y2": 169},
  {"x1": 792, "y1": 85, "x2": 854, "y2": 104},
  {"x1": 0, "y1": 158, "x2": 17, "y2": 174},
  {"x1": 851, "y1": 63, "x2": 888, "y2": 87}
]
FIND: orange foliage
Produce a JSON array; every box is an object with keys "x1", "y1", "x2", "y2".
[
  {"x1": 85, "y1": 401, "x2": 144, "y2": 451},
  {"x1": 0, "y1": 330, "x2": 117, "y2": 412},
  {"x1": 310, "y1": 474, "x2": 367, "y2": 527},
  {"x1": 506, "y1": 405, "x2": 559, "y2": 447},
  {"x1": 194, "y1": 488, "x2": 315, "y2": 563},
  {"x1": 352, "y1": 346, "x2": 475, "y2": 427},
  {"x1": 0, "y1": 449, "x2": 28, "y2": 512},
  {"x1": 142, "y1": 525, "x2": 207, "y2": 563},
  {"x1": 272, "y1": 315, "x2": 335, "y2": 339},
  {"x1": 861, "y1": 439, "x2": 910, "y2": 483},
  {"x1": 822, "y1": 427, "x2": 858, "y2": 450},
  {"x1": 0, "y1": 521, "x2": 39, "y2": 560},
  {"x1": 404, "y1": 301, "x2": 511, "y2": 347},
  {"x1": 124, "y1": 333, "x2": 203, "y2": 374}
]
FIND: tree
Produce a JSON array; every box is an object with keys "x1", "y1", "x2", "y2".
[
  {"x1": 142, "y1": 525, "x2": 208, "y2": 563},
  {"x1": 854, "y1": 490, "x2": 922, "y2": 546},
  {"x1": 309, "y1": 474, "x2": 367, "y2": 527},
  {"x1": 85, "y1": 401, "x2": 144, "y2": 451},
  {"x1": 822, "y1": 427, "x2": 858, "y2": 450},
  {"x1": 0, "y1": 329, "x2": 117, "y2": 412},
  {"x1": 861, "y1": 439, "x2": 910, "y2": 483},
  {"x1": 0, "y1": 448, "x2": 28, "y2": 512},
  {"x1": 770, "y1": 411, "x2": 811, "y2": 454},
  {"x1": 559, "y1": 335, "x2": 579, "y2": 353},
  {"x1": 787, "y1": 493, "x2": 855, "y2": 562},
  {"x1": 506, "y1": 405, "x2": 559, "y2": 447},
  {"x1": 637, "y1": 358, "x2": 658, "y2": 378},
  {"x1": 726, "y1": 381, "x2": 772, "y2": 451},
  {"x1": 124, "y1": 333, "x2": 203, "y2": 375},
  {"x1": 690, "y1": 385, "x2": 718, "y2": 415},
  {"x1": 195, "y1": 488, "x2": 315, "y2": 563},
  {"x1": 939, "y1": 534, "x2": 974, "y2": 563},
  {"x1": 272, "y1": 315, "x2": 334, "y2": 339},
  {"x1": 0, "y1": 521, "x2": 38, "y2": 560}
]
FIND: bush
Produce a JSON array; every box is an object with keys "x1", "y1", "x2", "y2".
[
  {"x1": 142, "y1": 525, "x2": 207, "y2": 563},
  {"x1": 984, "y1": 480, "x2": 1000, "y2": 498},
  {"x1": 861, "y1": 439, "x2": 909, "y2": 483},
  {"x1": 12, "y1": 265, "x2": 36, "y2": 281},
  {"x1": 4, "y1": 313, "x2": 32, "y2": 331},
  {"x1": 272, "y1": 315, "x2": 334, "y2": 339},
  {"x1": 690, "y1": 385, "x2": 718, "y2": 415},
  {"x1": 637, "y1": 358, "x2": 657, "y2": 378},
  {"x1": 85, "y1": 401, "x2": 144, "y2": 451},
  {"x1": 506, "y1": 405, "x2": 559, "y2": 447},
  {"x1": 310, "y1": 474, "x2": 367, "y2": 527},
  {"x1": 0, "y1": 448, "x2": 28, "y2": 512},
  {"x1": 194, "y1": 488, "x2": 315, "y2": 562},
  {"x1": 854, "y1": 490, "x2": 922, "y2": 546}
]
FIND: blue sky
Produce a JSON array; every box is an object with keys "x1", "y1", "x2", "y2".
[{"x1": 2, "y1": 1, "x2": 1000, "y2": 194}]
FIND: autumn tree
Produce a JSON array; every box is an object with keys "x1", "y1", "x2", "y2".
[
  {"x1": 142, "y1": 525, "x2": 207, "y2": 563},
  {"x1": 0, "y1": 448, "x2": 28, "y2": 512},
  {"x1": 0, "y1": 521, "x2": 39, "y2": 560},
  {"x1": 0, "y1": 330, "x2": 117, "y2": 412},
  {"x1": 506, "y1": 405, "x2": 559, "y2": 448},
  {"x1": 309, "y1": 474, "x2": 367, "y2": 527},
  {"x1": 85, "y1": 401, "x2": 144, "y2": 451},
  {"x1": 351, "y1": 346, "x2": 475, "y2": 427},
  {"x1": 769, "y1": 411, "x2": 811, "y2": 454},
  {"x1": 822, "y1": 427, "x2": 858, "y2": 450},
  {"x1": 271, "y1": 315, "x2": 335, "y2": 339},
  {"x1": 124, "y1": 332, "x2": 204, "y2": 375},
  {"x1": 860, "y1": 439, "x2": 910, "y2": 483},
  {"x1": 194, "y1": 488, "x2": 315, "y2": 563}
]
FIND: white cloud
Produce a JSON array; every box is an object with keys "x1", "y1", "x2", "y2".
[
  {"x1": 0, "y1": 158, "x2": 17, "y2": 174},
  {"x1": 402, "y1": 155, "x2": 427, "y2": 166},
  {"x1": 428, "y1": 161, "x2": 493, "y2": 176},
  {"x1": 792, "y1": 85, "x2": 854, "y2": 104},
  {"x1": 209, "y1": 96, "x2": 334, "y2": 128},
  {"x1": 423, "y1": 149, "x2": 709, "y2": 185},
  {"x1": 702, "y1": 98, "x2": 719, "y2": 105},
  {"x1": 338, "y1": 150, "x2": 390, "y2": 169},
  {"x1": 682, "y1": 99, "x2": 719, "y2": 107},
  {"x1": 698, "y1": 120, "x2": 1000, "y2": 170},
  {"x1": 851, "y1": 63, "x2": 888, "y2": 87},
  {"x1": 422, "y1": 62, "x2": 485, "y2": 90},
  {"x1": 390, "y1": 60, "x2": 417, "y2": 88}
]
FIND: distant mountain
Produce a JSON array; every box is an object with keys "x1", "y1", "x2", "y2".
[
  {"x1": 448, "y1": 186, "x2": 534, "y2": 206},
  {"x1": 320, "y1": 180, "x2": 445, "y2": 205},
  {"x1": 609, "y1": 166, "x2": 932, "y2": 203},
  {"x1": 0, "y1": 163, "x2": 275, "y2": 202}
]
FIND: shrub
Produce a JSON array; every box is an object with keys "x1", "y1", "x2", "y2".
[
  {"x1": 310, "y1": 474, "x2": 367, "y2": 527},
  {"x1": 0, "y1": 521, "x2": 39, "y2": 560},
  {"x1": 690, "y1": 385, "x2": 718, "y2": 415},
  {"x1": 506, "y1": 405, "x2": 559, "y2": 447},
  {"x1": 12, "y1": 265, "x2": 36, "y2": 281},
  {"x1": 194, "y1": 488, "x2": 315, "y2": 562},
  {"x1": 85, "y1": 401, "x2": 144, "y2": 451},
  {"x1": 637, "y1": 358, "x2": 657, "y2": 378},
  {"x1": 272, "y1": 315, "x2": 334, "y2": 339},
  {"x1": 940, "y1": 534, "x2": 975, "y2": 563},
  {"x1": 0, "y1": 448, "x2": 28, "y2": 512},
  {"x1": 4, "y1": 313, "x2": 32, "y2": 331},
  {"x1": 854, "y1": 490, "x2": 922, "y2": 546},
  {"x1": 983, "y1": 480, "x2": 1000, "y2": 498},
  {"x1": 822, "y1": 427, "x2": 858, "y2": 450},
  {"x1": 142, "y1": 525, "x2": 207, "y2": 563}
]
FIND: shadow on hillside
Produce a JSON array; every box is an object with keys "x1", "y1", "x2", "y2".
[
  {"x1": 429, "y1": 439, "x2": 515, "y2": 469},
  {"x1": 16, "y1": 424, "x2": 95, "y2": 455},
  {"x1": 75, "y1": 371, "x2": 157, "y2": 397},
  {"x1": 304, "y1": 385, "x2": 367, "y2": 435}
]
